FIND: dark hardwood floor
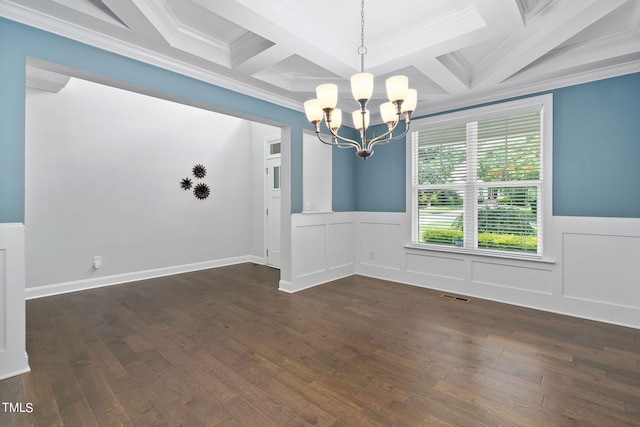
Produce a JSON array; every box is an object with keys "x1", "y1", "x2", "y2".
[{"x1": 1, "y1": 263, "x2": 640, "y2": 426}]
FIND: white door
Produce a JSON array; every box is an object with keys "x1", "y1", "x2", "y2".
[{"x1": 266, "y1": 156, "x2": 281, "y2": 268}]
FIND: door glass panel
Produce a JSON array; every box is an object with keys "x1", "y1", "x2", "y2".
[
  {"x1": 273, "y1": 166, "x2": 280, "y2": 189},
  {"x1": 270, "y1": 143, "x2": 281, "y2": 155}
]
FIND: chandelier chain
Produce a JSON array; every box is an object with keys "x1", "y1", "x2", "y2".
[
  {"x1": 358, "y1": 0, "x2": 367, "y2": 70},
  {"x1": 360, "y1": 0, "x2": 365, "y2": 51}
]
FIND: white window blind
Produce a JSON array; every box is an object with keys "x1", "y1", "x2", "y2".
[{"x1": 412, "y1": 107, "x2": 544, "y2": 257}]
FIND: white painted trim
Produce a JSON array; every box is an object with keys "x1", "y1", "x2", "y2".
[
  {"x1": 248, "y1": 255, "x2": 266, "y2": 265},
  {"x1": 25, "y1": 256, "x2": 254, "y2": 300},
  {"x1": 420, "y1": 61, "x2": 640, "y2": 116},
  {"x1": 0, "y1": 1, "x2": 301, "y2": 111},
  {"x1": 0, "y1": 365, "x2": 31, "y2": 381},
  {"x1": 278, "y1": 270, "x2": 354, "y2": 293},
  {"x1": 278, "y1": 279, "x2": 294, "y2": 293},
  {"x1": 0, "y1": 223, "x2": 30, "y2": 380},
  {"x1": 3, "y1": 0, "x2": 639, "y2": 116},
  {"x1": 286, "y1": 212, "x2": 356, "y2": 293},
  {"x1": 409, "y1": 94, "x2": 554, "y2": 261}
]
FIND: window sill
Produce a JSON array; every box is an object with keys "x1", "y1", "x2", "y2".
[{"x1": 404, "y1": 243, "x2": 556, "y2": 264}]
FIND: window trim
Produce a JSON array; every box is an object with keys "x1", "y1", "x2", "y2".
[{"x1": 406, "y1": 94, "x2": 554, "y2": 261}]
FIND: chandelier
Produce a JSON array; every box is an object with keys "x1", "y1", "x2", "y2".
[{"x1": 303, "y1": 0, "x2": 417, "y2": 159}]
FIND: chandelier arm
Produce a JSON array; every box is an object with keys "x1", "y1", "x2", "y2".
[
  {"x1": 326, "y1": 125, "x2": 363, "y2": 149},
  {"x1": 365, "y1": 117, "x2": 402, "y2": 152},
  {"x1": 367, "y1": 113, "x2": 413, "y2": 151},
  {"x1": 367, "y1": 120, "x2": 400, "y2": 147},
  {"x1": 366, "y1": 102, "x2": 406, "y2": 148},
  {"x1": 316, "y1": 131, "x2": 360, "y2": 150},
  {"x1": 312, "y1": 121, "x2": 360, "y2": 149}
]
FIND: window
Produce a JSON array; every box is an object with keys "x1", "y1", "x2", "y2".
[
  {"x1": 270, "y1": 142, "x2": 281, "y2": 155},
  {"x1": 410, "y1": 95, "x2": 552, "y2": 259}
]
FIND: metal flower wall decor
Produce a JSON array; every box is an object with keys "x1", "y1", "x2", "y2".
[
  {"x1": 180, "y1": 177, "x2": 193, "y2": 190},
  {"x1": 179, "y1": 163, "x2": 212, "y2": 200},
  {"x1": 193, "y1": 183, "x2": 210, "y2": 200},
  {"x1": 192, "y1": 164, "x2": 207, "y2": 179}
]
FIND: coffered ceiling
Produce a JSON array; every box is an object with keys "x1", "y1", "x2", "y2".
[{"x1": 2, "y1": 0, "x2": 640, "y2": 123}]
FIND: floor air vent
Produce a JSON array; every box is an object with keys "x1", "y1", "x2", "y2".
[{"x1": 442, "y1": 294, "x2": 470, "y2": 302}]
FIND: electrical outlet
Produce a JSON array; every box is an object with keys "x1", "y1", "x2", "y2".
[
  {"x1": 370, "y1": 251, "x2": 375, "y2": 259},
  {"x1": 93, "y1": 256, "x2": 102, "y2": 269}
]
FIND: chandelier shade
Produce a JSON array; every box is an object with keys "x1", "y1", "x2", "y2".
[
  {"x1": 385, "y1": 75, "x2": 409, "y2": 104},
  {"x1": 316, "y1": 84, "x2": 338, "y2": 109},
  {"x1": 380, "y1": 102, "x2": 397, "y2": 125},
  {"x1": 303, "y1": 99, "x2": 323, "y2": 123},
  {"x1": 352, "y1": 109, "x2": 370, "y2": 131},
  {"x1": 351, "y1": 73, "x2": 374, "y2": 102},
  {"x1": 402, "y1": 89, "x2": 418, "y2": 113},
  {"x1": 330, "y1": 108, "x2": 342, "y2": 131},
  {"x1": 303, "y1": 0, "x2": 418, "y2": 159}
]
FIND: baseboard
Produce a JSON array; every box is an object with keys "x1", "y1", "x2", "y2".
[
  {"x1": 0, "y1": 353, "x2": 30, "y2": 381},
  {"x1": 25, "y1": 256, "x2": 253, "y2": 300},
  {"x1": 278, "y1": 280, "x2": 294, "y2": 293},
  {"x1": 248, "y1": 255, "x2": 266, "y2": 265},
  {"x1": 279, "y1": 269, "x2": 354, "y2": 293},
  {"x1": 0, "y1": 366, "x2": 31, "y2": 381}
]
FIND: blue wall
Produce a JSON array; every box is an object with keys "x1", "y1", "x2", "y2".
[
  {"x1": 352, "y1": 73, "x2": 640, "y2": 218},
  {"x1": 331, "y1": 126, "x2": 358, "y2": 211},
  {"x1": 355, "y1": 122, "x2": 407, "y2": 212},
  {"x1": 553, "y1": 73, "x2": 640, "y2": 217},
  {"x1": 0, "y1": 18, "x2": 358, "y2": 222}
]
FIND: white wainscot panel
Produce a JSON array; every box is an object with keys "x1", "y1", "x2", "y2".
[
  {"x1": 0, "y1": 249, "x2": 6, "y2": 351},
  {"x1": 405, "y1": 252, "x2": 465, "y2": 280},
  {"x1": 359, "y1": 222, "x2": 403, "y2": 270},
  {"x1": 293, "y1": 224, "x2": 326, "y2": 278},
  {"x1": 0, "y1": 224, "x2": 30, "y2": 380},
  {"x1": 327, "y1": 222, "x2": 354, "y2": 269},
  {"x1": 471, "y1": 261, "x2": 552, "y2": 295},
  {"x1": 563, "y1": 233, "x2": 640, "y2": 308}
]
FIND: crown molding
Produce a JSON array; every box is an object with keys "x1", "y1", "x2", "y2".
[
  {"x1": 0, "y1": 1, "x2": 302, "y2": 111},
  {"x1": 25, "y1": 66, "x2": 71, "y2": 92},
  {"x1": 137, "y1": 0, "x2": 232, "y2": 67},
  {"x1": 420, "y1": 58, "x2": 640, "y2": 116}
]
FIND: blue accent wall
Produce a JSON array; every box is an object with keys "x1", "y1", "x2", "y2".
[
  {"x1": 0, "y1": 18, "x2": 362, "y2": 221},
  {"x1": 352, "y1": 73, "x2": 640, "y2": 218},
  {"x1": 355, "y1": 122, "x2": 407, "y2": 212},
  {"x1": 553, "y1": 73, "x2": 640, "y2": 217},
  {"x1": 332, "y1": 126, "x2": 358, "y2": 211}
]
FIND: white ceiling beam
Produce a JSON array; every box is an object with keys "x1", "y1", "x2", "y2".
[
  {"x1": 188, "y1": 0, "x2": 356, "y2": 79},
  {"x1": 361, "y1": 0, "x2": 525, "y2": 95},
  {"x1": 127, "y1": 0, "x2": 176, "y2": 44},
  {"x1": 413, "y1": 56, "x2": 471, "y2": 95},
  {"x1": 232, "y1": 43, "x2": 292, "y2": 76},
  {"x1": 100, "y1": 0, "x2": 162, "y2": 37},
  {"x1": 508, "y1": 33, "x2": 640, "y2": 84},
  {"x1": 129, "y1": 0, "x2": 235, "y2": 67},
  {"x1": 364, "y1": 4, "x2": 486, "y2": 69},
  {"x1": 471, "y1": 0, "x2": 628, "y2": 89}
]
